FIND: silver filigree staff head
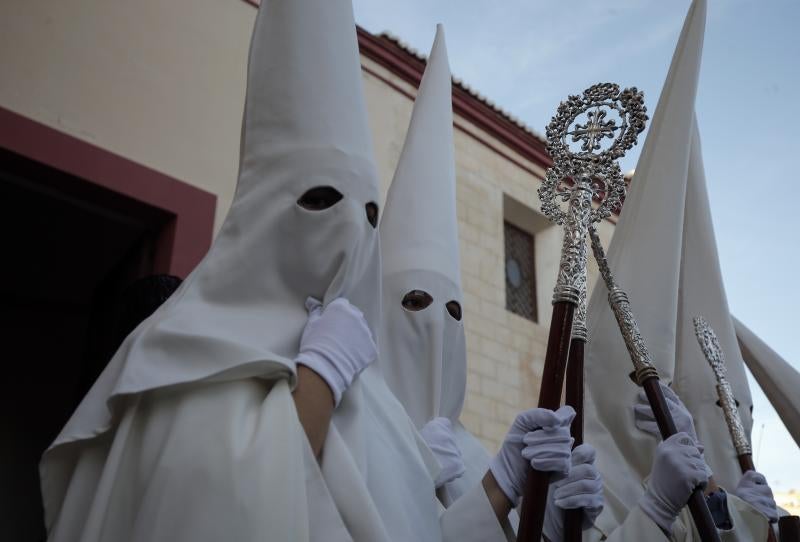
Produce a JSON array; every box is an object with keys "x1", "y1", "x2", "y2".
[
  {"x1": 538, "y1": 83, "x2": 648, "y2": 226},
  {"x1": 541, "y1": 83, "x2": 647, "y2": 305},
  {"x1": 693, "y1": 315, "x2": 752, "y2": 456},
  {"x1": 693, "y1": 316, "x2": 727, "y2": 380}
]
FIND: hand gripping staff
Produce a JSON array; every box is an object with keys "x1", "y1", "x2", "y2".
[
  {"x1": 581, "y1": 224, "x2": 720, "y2": 542},
  {"x1": 693, "y1": 317, "x2": 790, "y2": 542},
  {"x1": 516, "y1": 83, "x2": 648, "y2": 542}
]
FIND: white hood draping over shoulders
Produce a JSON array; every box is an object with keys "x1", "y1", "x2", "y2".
[
  {"x1": 40, "y1": 0, "x2": 446, "y2": 540},
  {"x1": 734, "y1": 317, "x2": 800, "y2": 448},
  {"x1": 44, "y1": 0, "x2": 380, "y2": 466}
]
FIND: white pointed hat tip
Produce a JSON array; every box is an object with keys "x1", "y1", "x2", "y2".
[
  {"x1": 381, "y1": 22, "x2": 459, "y2": 283},
  {"x1": 689, "y1": 0, "x2": 707, "y2": 24},
  {"x1": 431, "y1": 24, "x2": 448, "y2": 56},
  {"x1": 426, "y1": 25, "x2": 451, "y2": 76}
]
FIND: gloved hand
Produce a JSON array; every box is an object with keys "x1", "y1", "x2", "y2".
[
  {"x1": 295, "y1": 297, "x2": 377, "y2": 407},
  {"x1": 733, "y1": 470, "x2": 778, "y2": 523},
  {"x1": 420, "y1": 417, "x2": 466, "y2": 488},
  {"x1": 489, "y1": 405, "x2": 575, "y2": 506},
  {"x1": 639, "y1": 432, "x2": 710, "y2": 533},
  {"x1": 634, "y1": 383, "x2": 713, "y2": 478},
  {"x1": 543, "y1": 444, "x2": 604, "y2": 542}
]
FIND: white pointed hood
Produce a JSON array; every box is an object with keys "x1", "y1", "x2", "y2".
[
  {"x1": 381, "y1": 24, "x2": 460, "y2": 289},
  {"x1": 379, "y1": 25, "x2": 465, "y2": 428},
  {"x1": 584, "y1": 0, "x2": 719, "y2": 532},
  {"x1": 734, "y1": 317, "x2": 800, "y2": 447},
  {"x1": 674, "y1": 121, "x2": 753, "y2": 490},
  {"x1": 42, "y1": 0, "x2": 382, "y2": 524},
  {"x1": 377, "y1": 27, "x2": 500, "y2": 512}
]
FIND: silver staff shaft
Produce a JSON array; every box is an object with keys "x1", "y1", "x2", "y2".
[
  {"x1": 693, "y1": 316, "x2": 752, "y2": 456},
  {"x1": 587, "y1": 224, "x2": 659, "y2": 385}
]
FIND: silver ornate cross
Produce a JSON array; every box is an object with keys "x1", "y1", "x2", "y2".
[{"x1": 568, "y1": 107, "x2": 619, "y2": 152}]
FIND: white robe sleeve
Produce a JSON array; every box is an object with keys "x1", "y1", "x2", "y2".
[{"x1": 439, "y1": 482, "x2": 512, "y2": 542}]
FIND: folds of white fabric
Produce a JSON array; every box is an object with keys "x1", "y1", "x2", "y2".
[
  {"x1": 734, "y1": 316, "x2": 800, "y2": 448},
  {"x1": 45, "y1": 380, "x2": 325, "y2": 542}
]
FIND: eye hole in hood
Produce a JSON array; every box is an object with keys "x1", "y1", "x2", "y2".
[
  {"x1": 365, "y1": 202, "x2": 379, "y2": 228},
  {"x1": 446, "y1": 300, "x2": 462, "y2": 321},
  {"x1": 297, "y1": 186, "x2": 343, "y2": 210},
  {"x1": 402, "y1": 289, "x2": 433, "y2": 312}
]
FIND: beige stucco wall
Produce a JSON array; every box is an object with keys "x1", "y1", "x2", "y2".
[
  {"x1": 0, "y1": 0, "x2": 615, "y2": 453},
  {"x1": 0, "y1": 0, "x2": 252, "y2": 228}
]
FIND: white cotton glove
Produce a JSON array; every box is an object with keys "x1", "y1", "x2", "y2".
[
  {"x1": 295, "y1": 297, "x2": 377, "y2": 407},
  {"x1": 489, "y1": 405, "x2": 575, "y2": 506},
  {"x1": 543, "y1": 443, "x2": 604, "y2": 542},
  {"x1": 634, "y1": 383, "x2": 713, "y2": 478},
  {"x1": 639, "y1": 432, "x2": 710, "y2": 533},
  {"x1": 420, "y1": 417, "x2": 466, "y2": 488},
  {"x1": 733, "y1": 470, "x2": 778, "y2": 523}
]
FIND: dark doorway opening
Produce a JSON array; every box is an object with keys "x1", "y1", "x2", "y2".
[{"x1": 0, "y1": 147, "x2": 175, "y2": 541}]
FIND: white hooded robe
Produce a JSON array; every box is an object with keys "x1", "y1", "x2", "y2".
[
  {"x1": 377, "y1": 26, "x2": 515, "y2": 541},
  {"x1": 40, "y1": 1, "x2": 451, "y2": 541}
]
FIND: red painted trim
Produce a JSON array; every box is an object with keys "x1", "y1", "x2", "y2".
[{"x1": 0, "y1": 107, "x2": 216, "y2": 278}]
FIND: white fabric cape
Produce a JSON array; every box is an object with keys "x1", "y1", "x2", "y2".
[
  {"x1": 39, "y1": 1, "x2": 446, "y2": 541},
  {"x1": 734, "y1": 317, "x2": 800, "y2": 448},
  {"x1": 584, "y1": 0, "x2": 764, "y2": 538}
]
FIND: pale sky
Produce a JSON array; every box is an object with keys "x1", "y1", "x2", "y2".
[{"x1": 352, "y1": 0, "x2": 800, "y2": 492}]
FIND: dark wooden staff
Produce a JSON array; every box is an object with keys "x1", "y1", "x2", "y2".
[
  {"x1": 693, "y1": 317, "x2": 780, "y2": 542},
  {"x1": 588, "y1": 226, "x2": 720, "y2": 542},
  {"x1": 780, "y1": 517, "x2": 800, "y2": 542},
  {"x1": 562, "y1": 345, "x2": 585, "y2": 542}
]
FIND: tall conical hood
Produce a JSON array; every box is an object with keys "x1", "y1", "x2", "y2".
[
  {"x1": 238, "y1": 0, "x2": 378, "y2": 190},
  {"x1": 381, "y1": 25, "x2": 460, "y2": 286},
  {"x1": 42, "y1": 0, "x2": 382, "y2": 525},
  {"x1": 735, "y1": 317, "x2": 800, "y2": 448},
  {"x1": 583, "y1": 0, "x2": 712, "y2": 533},
  {"x1": 378, "y1": 27, "x2": 499, "y2": 510},
  {"x1": 675, "y1": 119, "x2": 753, "y2": 491},
  {"x1": 379, "y1": 26, "x2": 467, "y2": 428}
]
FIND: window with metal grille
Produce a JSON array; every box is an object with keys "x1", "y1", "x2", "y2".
[{"x1": 504, "y1": 221, "x2": 537, "y2": 322}]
